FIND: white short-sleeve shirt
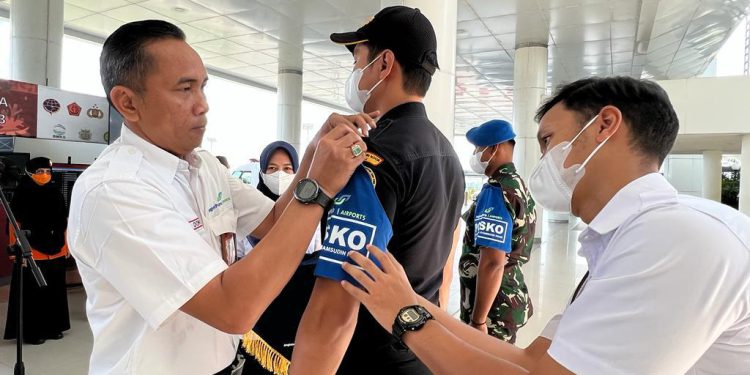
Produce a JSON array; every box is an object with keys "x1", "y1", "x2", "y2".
[
  {"x1": 543, "y1": 173, "x2": 750, "y2": 374},
  {"x1": 68, "y1": 125, "x2": 274, "y2": 375}
]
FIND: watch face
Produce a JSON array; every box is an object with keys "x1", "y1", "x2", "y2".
[
  {"x1": 296, "y1": 180, "x2": 318, "y2": 201},
  {"x1": 400, "y1": 308, "x2": 421, "y2": 324}
]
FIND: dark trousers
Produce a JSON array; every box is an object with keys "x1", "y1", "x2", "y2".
[{"x1": 4, "y1": 257, "x2": 70, "y2": 342}]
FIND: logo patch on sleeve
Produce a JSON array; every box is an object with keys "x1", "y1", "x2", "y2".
[{"x1": 364, "y1": 152, "x2": 384, "y2": 166}]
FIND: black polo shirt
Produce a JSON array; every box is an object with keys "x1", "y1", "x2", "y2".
[{"x1": 338, "y1": 102, "x2": 465, "y2": 374}]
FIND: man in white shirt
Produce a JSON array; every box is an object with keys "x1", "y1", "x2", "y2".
[
  {"x1": 333, "y1": 76, "x2": 750, "y2": 374},
  {"x1": 67, "y1": 20, "x2": 377, "y2": 374}
]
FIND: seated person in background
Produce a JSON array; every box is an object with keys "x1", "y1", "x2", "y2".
[{"x1": 240, "y1": 141, "x2": 322, "y2": 375}]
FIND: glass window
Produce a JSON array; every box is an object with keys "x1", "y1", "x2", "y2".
[
  {"x1": 300, "y1": 100, "x2": 347, "y2": 147},
  {"x1": 453, "y1": 134, "x2": 477, "y2": 174},
  {"x1": 61, "y1": 35, "x2": 105, "y2": 96},
  {"x1": 203, "y1": 74, "x2": 278, "y2": 169},
  {"x1": 0, "y1": 18, "x2": 10, "y2": 80},
  {"x1": 706, "y1": 17, "x2": 748, "y2": 77}
]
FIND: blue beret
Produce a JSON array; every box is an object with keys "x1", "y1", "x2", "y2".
[{"x1": 466, "y1": 119, "x2": 516, "y2": 147}]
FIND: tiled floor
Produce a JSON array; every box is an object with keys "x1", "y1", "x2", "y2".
[
  {"x1": 445, "y1": 219, "x2": 588, "y2": 348},
  {"x1": 0, "y1": 220, "x2": 587, "y2": 374},
  {"x1": 0, "y1": 287, "x2": 92, "y2": 374}
]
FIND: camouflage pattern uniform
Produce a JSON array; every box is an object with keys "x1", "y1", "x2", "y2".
[{"x1": 459, "y1": 162, "x2": 536, "y2": 343}]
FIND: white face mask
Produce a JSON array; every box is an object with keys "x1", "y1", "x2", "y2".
[
  {"x1": 469, "y1": 146, "x2": 496, "y2": 175},
  {"x1": 261, "y1": 171, "x2": 295, "y2": 195},
  {"x1": 345, "y1": 53, "x2": 385, "y2": 113},
  {"x1": 529, "y1": 114, "x2": 614, "y2": 213}
]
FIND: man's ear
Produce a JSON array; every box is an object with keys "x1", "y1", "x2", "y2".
[
  {"x1": 110, "y1": 85, "x2": 142, "y2": 124},
  {"x1": 596, "y1": 105, "x2": 623, "y2": 142},
  {"x1": 378, "y1": 49, "x2": 396, "y2": 80}
]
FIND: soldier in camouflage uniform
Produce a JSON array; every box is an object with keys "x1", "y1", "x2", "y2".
[{"x1": 460, "y1": 119, "x2": 536, "y2": 344}]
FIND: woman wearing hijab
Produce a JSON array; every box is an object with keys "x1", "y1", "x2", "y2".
[
  {"x1": 241, "y1": 141, "x2": 321, "y2": 375},
  {"x1": 4, "y1": 157, "x2": 70, "y2": 345},
  {"x1": 256, "y1": 141, "x2": 298, "y2": 202}
]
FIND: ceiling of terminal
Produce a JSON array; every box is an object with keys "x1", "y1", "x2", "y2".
[{"x1": 1, "y1": 0, "x2": 748, "y2": 135}]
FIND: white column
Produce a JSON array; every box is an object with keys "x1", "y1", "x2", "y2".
[
  {"x1": 702, "y1": 150, "x2": 722, "y2": 202},
  {"x1": 277, "y1": 67, "x2": 303, "y2": 152},
  {"x1": 10, "y1": 0, "x2": 64, "y2": 87},
  {"x1": 740, "y1": 135, "x2": 750, "y2": 215},
  {"x1": 276, "y1": 12, "x2": 303, "y2": 153},
  {"x1": 512, "y1": 45, "x2": 548, "y2": 239},
  {"x1": 381, "y1": 0, "x2": 458, "y2": 141}
]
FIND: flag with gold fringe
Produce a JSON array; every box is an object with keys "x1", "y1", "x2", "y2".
[{"x1": 242, "y1": 330, "x2": 290, "y2": 375}]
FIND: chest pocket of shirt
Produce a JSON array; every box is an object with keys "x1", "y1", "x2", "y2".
[
  {"x1": 204, "y1": 191, "x2": 237, "y2": 237},
  {"x1": 314, "y1": 166, "x2": 393, "y2": 284},
  {"x1": 204, "y1": 192, "x2": 238, "y2": 265}
]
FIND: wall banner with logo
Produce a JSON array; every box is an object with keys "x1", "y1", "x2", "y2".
[
  {"x1": 36, "y1": 85, "x2": 110, "y2": 144},
  {"x1": 0, "y1": 79, "x2": 39, "y2": 137},
  {"x1": 0, "y1": 78, "x2": 110, "y2": 144}
]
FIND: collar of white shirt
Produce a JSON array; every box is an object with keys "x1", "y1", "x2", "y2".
[
  {"x1": 587, "y1": 173, "x2": 677, "y2": 234},
  {"x1": 120, "y1": 124, "x2": 203, "y2": 184},
  {"x1": 577, "y1": 173, "x2": 677, "y2": 270}
]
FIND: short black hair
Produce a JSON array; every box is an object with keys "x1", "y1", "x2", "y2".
[
  {"x1": 100, "y1": 20, "x2": 186, "y2": 109},
  {"x1": 364, "y1": 42, "x2": 432, "y2": 97},
  {"x1": 536, "y1": 76, "x2": 679, "y2": 165}
]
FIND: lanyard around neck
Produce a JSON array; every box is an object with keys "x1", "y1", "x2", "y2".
[{"x1": 570, "y1": 271, "x2": 590, "y2": 304}]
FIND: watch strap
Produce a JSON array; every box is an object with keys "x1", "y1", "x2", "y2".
[
  {"x1": 392, "y1": 305, "x2": 433, "y2": 344},
  {"x1": 312, "y1": 187, "x2": 332, "y2": 209}
]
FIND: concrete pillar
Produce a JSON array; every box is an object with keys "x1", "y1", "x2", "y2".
[
  {"x1": 740, "y1": 135, "x2": 750, "y2": 215},
  {"x1": 276, "y1": 9, "x2": 303, "y2": 153},
  {"x1": 277, "y1": 66, "x2": 303, "y2": 152},
  {"x1": 381, "y1": 0, "x2": 458, "y2": 141},
  {"x1": 702, "y1": 150, "x2": 722, "y2": 202},
  {"x1": 10, "y1": 0, "x2": 64, "y2": 87},
  {"x1": 512, "y1": 45, "x2": 548, "y2": 239}
]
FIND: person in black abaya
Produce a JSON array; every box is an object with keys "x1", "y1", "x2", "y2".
[
  {"x1": 240, "y1": 142, "x2": 320, "y2": 375},
  {"x1": 4, "y1": 157, "x2": 70, "y2": 345}
]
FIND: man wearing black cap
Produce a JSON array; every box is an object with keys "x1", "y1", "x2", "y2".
[
  {"x1": 460, "y1": 120, "x2": 536, "y2": 344},
  {"x1": 291, "y1": 6, "x2": 464, "y2": 375}
]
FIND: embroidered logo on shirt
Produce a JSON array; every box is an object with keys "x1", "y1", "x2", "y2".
[
  {"x1": 364, "y1": 152, "x2": 384, "y2": 166},
  {"x1": 208, "y1": 191, "x2": 231, "y2": 214},
  {"x1": 189, "y1": 217, "x2": 204, "y2": 230},
  {"x1": 334, "y1": 195, "x2": 351, "y2": 206}
]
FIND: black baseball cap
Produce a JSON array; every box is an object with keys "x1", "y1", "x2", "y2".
[{"x1": 330, "y1": 6, "x2": 439, "y2": 75}]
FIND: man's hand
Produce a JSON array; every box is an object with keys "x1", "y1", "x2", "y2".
[
  {"x1": 311, "y1": 111, "x2": 380, "y2": 146},
  {"x1": 307, "y1": 125, "x2": 366, "y2": 196},
  {"x1": 340, "y1": 245, "x2": 419, "y2": 331}
]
